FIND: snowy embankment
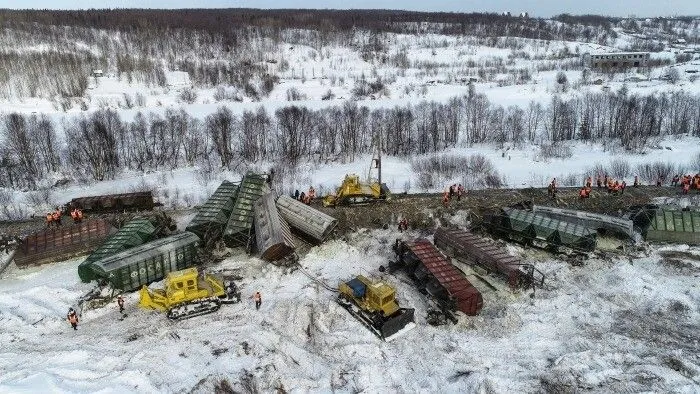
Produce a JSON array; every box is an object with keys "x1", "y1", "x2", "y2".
[
  {"x1": 0, "y1": 228, "x2": 698, "y2": 392},
  {"x1": 7, "y1": 135, "x2": 699, "y2": 219}
]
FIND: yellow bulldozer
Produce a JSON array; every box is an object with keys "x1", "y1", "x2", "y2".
[
  {"x1": 139, "y1": 268, "x2": 240, "y2": 320},
  {"x1": 337, "y1": 275, "x2": 415, "y2": 341}
]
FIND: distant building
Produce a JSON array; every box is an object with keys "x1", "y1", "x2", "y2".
[
  {"x1": 519, "y1": 12, "x2": 529, "y2": 18},
  {"x1": 92, "y1": 69, "x2": 103, "y2": 78},
  {"x1": 582, "y1": 52, "x2": 650, "y2": 70}
]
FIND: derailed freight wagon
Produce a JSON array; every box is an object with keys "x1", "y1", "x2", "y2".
[
  {"x1": 487, "y1": 208, "x2": 597, "y2": 252},
  {"x1": 531, "y1": 205, "x2": 634, "y2": 239},
  {"x1": 13, "y1": 219, "x2": 115, "y2": 267},
  {"x1": 67, "y1": 191, "x2": 156, "y2": 214},
  {"x1": 78, "y1": 218, "x2": 157, "y2": 283},
  {"x1": 434, "y1": 227, "x2": 544, "y2": 290},
  {"x1": 275, "y1": 195, "x2": 338, "y2": 243},
  {"x1": 393, "y1": 239, "x2": 483, "y2": 321},
  {"x1": 223, "y1": 173, "x2": 268, "y2": 248},
  {"x1": 642, "y1": 209, "x2": 700, "y2": 245},
  {"x1": 185, "y1": 180, "x2": 239, "y2": 243},
  {"x1": 90, "y1": 232, "x2": 200, "y2": 292},
  {"x1": 254, "y1": 193, "x2": 295, "y2": 262}
]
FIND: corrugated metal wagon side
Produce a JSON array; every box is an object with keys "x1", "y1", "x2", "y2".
[
  {"x1": 90, "y1": 232, "x2": 200, "y2": 292},
  {"x1": 13, "y1": 219, "x2": 115, "y2": 267},
  {"x1": 78, "y1": 218, "x2": 157, "y2": 283},
  {"x1": 223, "y1": 173, "x2": 267, "y2": 248},
  {"x1": 275, "y1": 195, "x2": 338, "y2": 242},
  {"x1": 434, "y1": 227, "x2": 544, "y2": 289},
  {"x1": 646, "y1": 209, "x2": 700, "y2": 245},
  {"x1": 254, "y1": 193, "x2": 295, "y2": 262},
  {"x1": 531, "y1": 205, "x2": 634, "y2": 239},
  {"x1": 185, "y1": 180, "x2": 239, "y2": 242},
  {"x1": 395, "y1": 238, "x2": 483, "y2": 317}
]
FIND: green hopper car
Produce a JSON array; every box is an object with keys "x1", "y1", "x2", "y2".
[
  {"x1": 223, "y1": 173, "x2": 268, "y2": 249},
  {"x1": 186, "y1": 180, "x2": 239, "y2": 243},
  {"x1": 78, "y1": 218, "x2": 157, "y2": 283},
  {"x1": 90, "y1": 232, "x2": 200, "y2": 292},
  {"x1": 645, "y1": 209, "x2": 700, "y2": 245},
  {"x1": 488, "y1": 207, "x2": 597, "y2": 252}
]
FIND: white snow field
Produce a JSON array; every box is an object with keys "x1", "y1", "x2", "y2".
[{"x1": 1, "y1": 228, "x2": 698, "y2": 393}]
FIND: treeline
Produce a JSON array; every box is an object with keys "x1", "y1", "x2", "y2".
[{"x1": 2, "y1": 90, "x2": 700, "y2": 189}]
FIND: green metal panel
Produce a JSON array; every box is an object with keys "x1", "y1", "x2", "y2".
[
  {"x1": 90, "y1": 232, "x2": 200, "y2": 291},
  {"x1": 501, "y1": 208, "x2": 597, "y2": 251},
  {"x1": 78, "y1": 218, "x2": 157, "y2": 283},
  {"x1": 223, "y1": 172, "x2": 267, "y2": 248},
  {"x1": 186, "y1": 180, "x2": 239, "y2": 240},
  {"x1": 647, "y1": 209, "x2": 700, "y2": 244}
]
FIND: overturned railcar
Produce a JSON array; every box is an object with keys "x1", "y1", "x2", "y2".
[
  {"x1": 434, "y1": 227, "x2": 544, "y2": 289},
  {"x1": 394, "y1": 239, "x2": 483, "y2": 318},
  {"x1": 223, "y1": 173, "x2": 268, "y2": 249},
  {"x1": 13, "y1": 219, "x2": 115, "y2": 267},
  {"x1": 185, "y1": 180, "x2": 239, "y2": 243},
  {"x1": 67, "y1": 192, "x2": 155, "y2": 214},
  {"x1": 254, "y1": 193, "x2": 295, "y2": 262},
  {"x1": 532, "y1": 205, "x2": 634, "y2": 239},
  {"x1": 78, "y1": 218, "x2": 157, "y2": 283},
  {"x1": 90, "y1": 232, "x2": 200, "y2": 292},
  {"x1": 487, "y1": 208, "x2": 597, "y2": 252},
  {"x1": 643, "y1": 209, "x2": 700, "y2": 245},
  {"x1": 275, "y1": 195, "x2": 338, "y2": 243}
]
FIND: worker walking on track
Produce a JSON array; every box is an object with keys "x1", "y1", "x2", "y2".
[
  {"x1": 67, "y1": 308, "x2": 79, "y2": 330},
  {"x1": 117, "y1": 295, "x2": 125, "y2": 313},
  {"x1": 252, "y1": 292, "x2": 262, "y2": 310}
]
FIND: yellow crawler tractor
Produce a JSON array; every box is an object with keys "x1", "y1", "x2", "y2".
[
  {"x1": 323, "y1": 174, "x2": 391, "y2": 207},
  {"x1": 139, "y1": 268, "x2": 240, "y2": 320},
  {"x1": 337, "y1": 275, "x2": 415, "y2": 341}
]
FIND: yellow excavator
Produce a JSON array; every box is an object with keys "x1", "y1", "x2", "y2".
[
  {"x1": 139, "y1": 268, "x2": 240, "y2": 320},
  {"x1": 323, "y1": 136, "x2": 391, "y2": 207},
  {"x1": 337, "y1": 275, "x2": 415, "y2": 341}
]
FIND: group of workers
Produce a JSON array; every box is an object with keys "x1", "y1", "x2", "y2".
[
  {"x1": 442, "y1": 184, "x2": 466, "y2": 206},
  {"x1": 672, "y1": 173, "x2": 700, "y2": 194},
  {"x1": 294, "y1": 186, "x2": 316, "y2": 205},
  {"x1": 46, "y1": 207, "x2": 84, "y2": 227}
]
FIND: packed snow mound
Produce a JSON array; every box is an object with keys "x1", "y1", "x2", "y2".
[{"x1": 0, "y1": 231, "x2": 699, "y2": 392}]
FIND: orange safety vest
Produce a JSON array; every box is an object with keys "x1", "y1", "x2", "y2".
[
  {"x1": 77, "y1": 210, "x2": 84, "y2": 219},
  {"x1": 253, "y1": 293, "x2": 261, "y2": 302},
  {"x1": 46, "y1": 213, "x2": 53, "y2": 222},
  {"x1": 52, "y1": 212, "x2": 60, "y2": 221},
  {"x1": 579, "y1": 189, "x2": 586, "y2": 197},
  {"x1": 68, "y1": 313, "x2": 78, "y2": 324}
]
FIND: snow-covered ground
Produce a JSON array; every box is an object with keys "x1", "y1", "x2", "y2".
[{"x1": 1, "y1": 228, "x2": 698, "y2": 392}]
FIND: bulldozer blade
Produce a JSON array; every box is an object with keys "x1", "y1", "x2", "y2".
[{"x1": 381, "y1": 308, "x2": 416, "y2": 341}]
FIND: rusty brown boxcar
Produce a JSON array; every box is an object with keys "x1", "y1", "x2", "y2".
[
  {"x1": 67, "y1": 192, "x2": 156, "y2": 214},
  {"x1": 434, "y1": 227, "x2": 544, "y2": 289},
  {"x1": 13, "y1": 219, "x2": 115, "y2": 267},
  {"x1": 394, "y1": 238, "x2": 483, "y2": 319}
]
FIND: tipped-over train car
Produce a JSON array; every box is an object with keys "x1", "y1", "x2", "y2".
[
  {"x1": 185, "y1": 180, "x2": 239, "y2": 243},
  {"x1": 275, "y1": 195, "x2": 338, "y2": 243},
  {"x1": 531, "y1": 205, "x2": 634, "y2": 239},
  {"x1": 393, "y1": 239, "x2": 483, "y2": 321},
  {"x1": 634, "y1": 208, "x2": 700, "y2": 245},
  {"x1": 433, "y1": 227, "x2": 544, "y2": 290},
  {"x1": 223, "y1": 173, "x2": 268, "y2": 249},
  {"x1": 13, "y1": 219, "x2": 115, "y2": 267},
  {"x1": 67, "y1": 191, "x2": 156, "y2": 214},
  {"x1": 90, "y1": 231, "x2": 200, "y2": 292},
  {"x1": 486, "y1": 208, "x2": 597, "y2": 252},
  {"x1": 254, "y1": 192, "x2": 295, "y2": 262},
  {"x1": 78, "y1": 218, "x2": 157, "y2": 283}
]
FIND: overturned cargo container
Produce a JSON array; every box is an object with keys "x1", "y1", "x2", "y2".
[
  {"x1": 276, "y1": 195, "x2": 338, "y2": 242},
  {"x1": 434, "y1": 227, "x2": 544, "y2": 289},
  {"x1": 90, "y1": 231, "x2": 200, "y2": 292},
  {"x1": 644, "y1": 209, "x2": 700, "y2": 245},
  {"x1": 487, "y1": 208, "x2": 597, "y2": 252},
  {"x1": 532, "y1": 205, "x2": 634, "y2": 239},
  {"x1": 185, "y1": 180, "x2": 239, "y2": 242},
  {"x1": 254, "y1": 193, "x2": 295, "y2": 262},
  {"x1": 78, "y1": 218, "x2": 157, "y2": 283},
  {"x1": 394, "y1": 239, "x2": 483, "y2": 318},
  {"x1": 223, "y1": 173, "x2": 268, "y2": 248},
  {"x1": 13, "y1": 219, "x2": 115, "y2": 267},
  {"x1": 68, "y1": 191, "x2": 155, "y2": 214}
]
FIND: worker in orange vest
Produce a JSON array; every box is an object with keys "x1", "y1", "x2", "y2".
[
  {"x1": 308, "y1": 186, "x2": 316, "y2": 201},
  {"x1": 579, "y1": 187, "x2": 588, "y2": 199},
  {"x1": 46, "y1": 212, "x2": 54, "y2": 228},
  {"x1": 117, "y1": 295, "x2": 125, "y2": 313},
  {"x1": 52, "y1": 210, "x2": 62, "y2": 227},
  {"x1": 442, "y1": 190, "x2": 449, "y2": 207},
  {"x1": 76, "y1": 209, "x2": 84, "y2": 223},
  {"x1": 252, "y1": 292, "x2": 262, "y2": 310},
  {"x1": 682, "y1": 183, "x2": 690, "y2": 194}
]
